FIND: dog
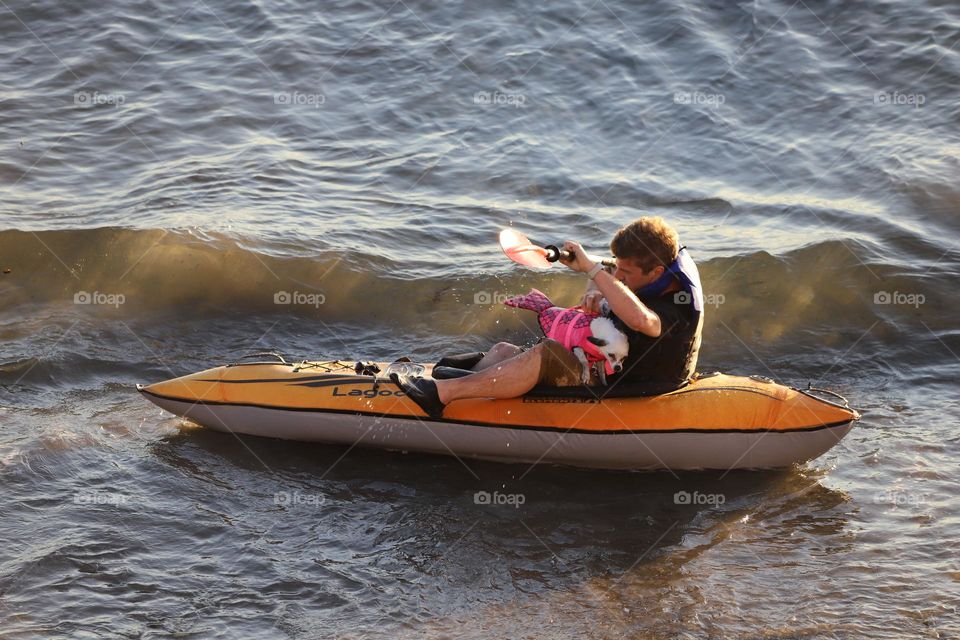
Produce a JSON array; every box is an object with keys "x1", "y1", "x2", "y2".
[{"x1": 504, "y1": 288, "x2": 629, "y2": 385}]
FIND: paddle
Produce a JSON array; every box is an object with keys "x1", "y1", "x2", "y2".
[{"x1": 498, "y1": 229, "x2": 616, "y2": 270}]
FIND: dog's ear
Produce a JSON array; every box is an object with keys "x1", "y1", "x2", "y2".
[{"x1": 587, "y1": 336, "x2": 608, "y2": 347}]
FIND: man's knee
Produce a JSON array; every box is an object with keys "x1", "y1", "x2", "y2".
[{"x1": 491, "y1": 342, "x2": 522, "y2": 357}]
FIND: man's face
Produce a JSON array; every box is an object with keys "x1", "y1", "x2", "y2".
[{"x1": 613, "y1": 257, "x2": 664, "y2": 291}]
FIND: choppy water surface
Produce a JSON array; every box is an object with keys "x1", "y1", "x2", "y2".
[{"x1": 1, "y1": 0, "x2": 959, "y2": 637}]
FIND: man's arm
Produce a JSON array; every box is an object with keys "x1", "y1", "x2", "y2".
[
  {"x1": 589, "y1": 269, "x2": 661, "y2": 337},
  {"x1": 579, "y1": 270, "x2": 604, "y2": 313},
  {"x1": 564, "y1": 241, "x2": 661, "y2": 338}
]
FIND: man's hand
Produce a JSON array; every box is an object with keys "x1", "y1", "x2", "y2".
[
  {"x1": 580, "y1": 291, "x2": 605, "y2": 314},
  {"x1": 559, "y1": 240, "x2": 596, "y2": 273}
]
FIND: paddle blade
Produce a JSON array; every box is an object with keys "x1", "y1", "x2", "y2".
[{"x1": 499, "y1": 229, "x2": 552, "y2": 269}]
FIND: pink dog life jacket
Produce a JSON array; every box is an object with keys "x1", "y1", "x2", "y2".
[{"x1": 504, "y1": 288, "x2": 614, "y2": 375}]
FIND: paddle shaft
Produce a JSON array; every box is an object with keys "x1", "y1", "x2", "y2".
[{"x1": 544, "y1": 244, "x2": 616, "y2": 268}]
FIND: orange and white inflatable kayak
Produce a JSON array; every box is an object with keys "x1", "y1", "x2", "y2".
[{"x1": 138, "y1": 356, "x2": 859, "y2": 471}]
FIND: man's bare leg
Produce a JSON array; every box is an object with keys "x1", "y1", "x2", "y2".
[
  {"x1": 435, "y1": 343, "x2": 545, "y2": 403},
  {"x1": 391, "y1": 340, "x2": 581, "y2": 418},
  {"x1": 471, "y1": 342, "x2": 524, "y2": 371}
]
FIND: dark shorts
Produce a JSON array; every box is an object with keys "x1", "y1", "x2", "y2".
[{"x1": 532, "y1": 339, "x2": 584, "y2": 387}]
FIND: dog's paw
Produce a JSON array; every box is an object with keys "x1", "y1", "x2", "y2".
[{"x1": 572, "y1": 347, "x2": 591, "y2": 384}]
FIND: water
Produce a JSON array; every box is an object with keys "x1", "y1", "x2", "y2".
[{"x1": 1, "y1": 0, "x2": 959, "y2": 636}]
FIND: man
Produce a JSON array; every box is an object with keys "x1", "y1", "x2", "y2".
[{"x1": 392, "y1": 216, "x2": 703, "y2": 418}]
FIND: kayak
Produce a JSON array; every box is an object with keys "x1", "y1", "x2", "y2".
[{"x1": 138, "y1": 356, "x2": 859, "y2": 471}]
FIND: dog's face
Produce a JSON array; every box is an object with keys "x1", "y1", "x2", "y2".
[{"x1": 587, "y1": 317, "x2": 629, "y2": 373}]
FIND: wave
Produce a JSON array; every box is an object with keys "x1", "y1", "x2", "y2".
[{"x1": 0, "y1": 227, "x2": 953, "y2": 351}]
